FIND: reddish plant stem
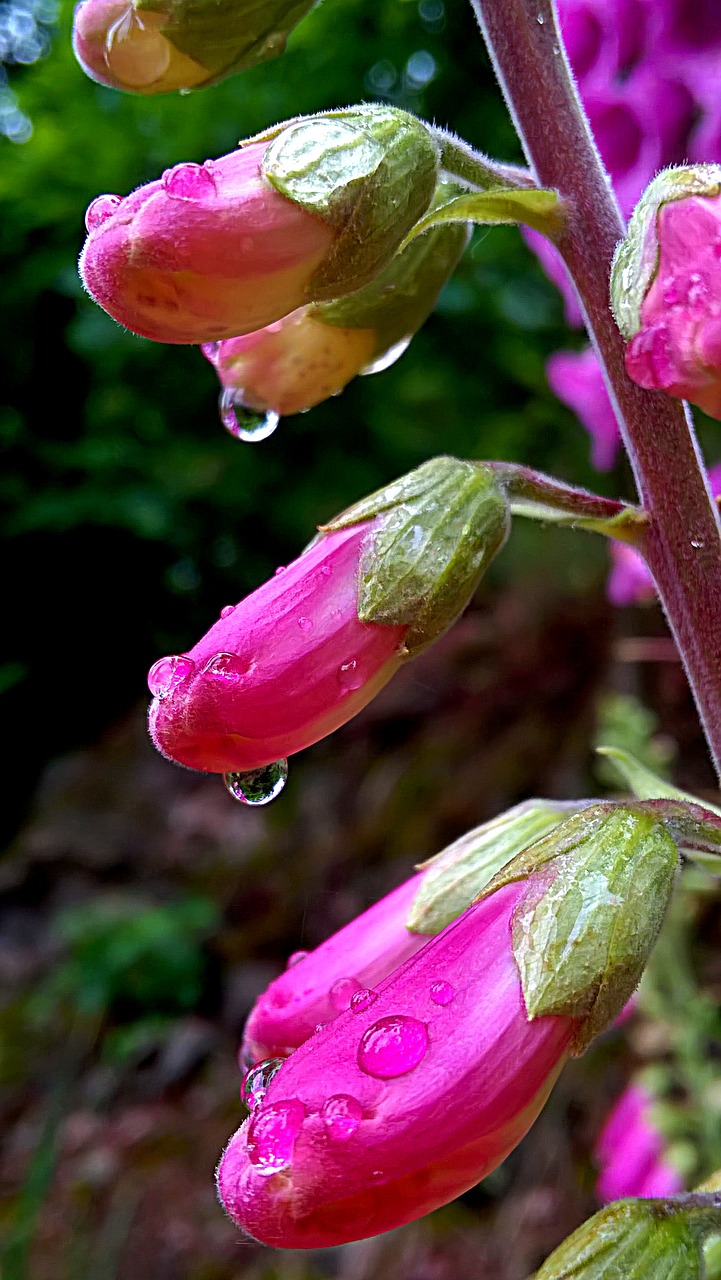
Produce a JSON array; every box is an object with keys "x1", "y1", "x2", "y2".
[{"x1": 470, "y1": 0, "x2": 721, "y2": 780}]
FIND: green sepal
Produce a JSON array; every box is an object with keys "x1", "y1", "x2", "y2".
[
  {"x1": 315, "y1": 181, "x2": 470, "y2": 361},
  {"x1": 611, "y1": 165, "x2": 721, "y2": 339},
  {"x1": 260, "y1": 106, "x2": 439, "y2": 302},
  {"x1": 597, "y1": 746, "x2": 721, "y2": 817},
  {"x1": 479, "y1": 803, "x2": 679, "y2": 1055},
  {"x1": 532, "y1": 1199, "x2": 708, "y2": 1280},
  {"x1": 397, "y1": 186, "x2": 565, "y2": 249},
  {"x1": 406, "y1": 799, "x2": 584, "y2": 935},
  {"x1": 324, "y1": 456, "x2": 510, "y2": 656},
  {"x1": 135, "y1": 0, "x2": 317, "y2": 85}
]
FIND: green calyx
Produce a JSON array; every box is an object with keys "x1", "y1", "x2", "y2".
[
  {"x1": 135, "y1": 0, "x2": 317, "y2": 85},
  {"x1": 480, "y1": 802, "x2": 679, "y2": 1055},
  {"x1": 407, "y1": 799, "x2": 582, "y2": 935},
  {"x1": 610, "y1": 165, "x2": 721, "y2": 339},
  {"x1": 314, "y1": 181, "x2": 470, "y2": 363},
  {"x1": 324, "y1": 456, "x2": 511, "y2": 657},
  {"x1": 532, "y1": 1199, "x2": 708, "y2": 1280},
  {"x1": 259, "y1": 105, "x2": 439, "y2": 301}
]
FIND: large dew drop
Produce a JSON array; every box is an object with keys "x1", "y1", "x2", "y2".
[
  {"x1": 147, "y1": 654, "x2": 194, "y2": 699},
  {"x1": 246, "y1": 1099, "x2": 305, "y2": 1176},
  {"x1": 85, "y1": 193, "x2": 122, "y2": 231},
  {"x1": 219, "y1": 389, "x2": 280, "y2": 443},
  {"x1": 223, "y1": 759, "x2": 288, "y2": 806},
  {"x1": 322, "y1": 1094, "x2": 363, "y2": 1142},
  {"x1": 241, "y1": 1058, "x2": 284, "y2": 1111},
  {"x1": 357, "y1": 1015, "x2": 429, "y2": 1079},
  {"x1": 359, "y1": 336, "x2": 411, "y2": 377},
  {"x1": 162, "y1": 162, "x2": 217, "y2": 201}
]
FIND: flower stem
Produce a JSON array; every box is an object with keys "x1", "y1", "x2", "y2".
[{"x1": 470, "y1": 0, "x2": 721, "y2": 781}]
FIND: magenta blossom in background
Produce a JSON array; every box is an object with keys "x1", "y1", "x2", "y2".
[
  {"x1": 547, "y1": 346, "x2": 620, "y2": 470},
  {"x1": 148, "y1": 523, "x2": 406, "y2": 775},
  {"x1": 218, "y1": 881, "x2": 575, "y2": 1248},
  {"x1": 596, "y1": 1082, "x2": 683, "y2": 1202},
  {"x1": 606, "y1": 464, "x2": 721, "y2": 607},
  {"x1": 241, "y1": 872, "x2": 427, "y2": 1065}
]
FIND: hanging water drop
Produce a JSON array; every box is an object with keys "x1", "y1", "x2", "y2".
[
  {"x1": 223, "y1": 759, "x2": 289, "y2": 806},
  {"x1": 241, "y1": 1057, "x2": 284, "y2": 1111},
  {"x1": 219, "y1": 389, "x2": 280, "y2": 443},
  {"x1": 359, "y1": 336, "x2": 412, "y2": 377},
  {"x1": 147, "y1": 654, "x2": 195, "y2": 698}
]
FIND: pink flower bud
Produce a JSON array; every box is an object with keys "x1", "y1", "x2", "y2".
[
  {"x1": 596, "y1": 1083, "x2": 683, "y2": 1203},
  {"x1": 79, "y1": 143, "x2": 336, "y2": 345},
  {"x1": 242, "y1": 873, "x2": 427, "y2": 1065},
  {"x1": 547, "y1": 346, "x2": 621, "y2": 471},
  {"x1": 217, "y1": 882, "x2": 575, "y2": 1247},
  {"x1": 148, "y1": 523, "x2": 406, "y2": 775},
  {"x1": 624, "y1": 193, "x2": 721, "y2": 418},
  {"x1": 206, "y1": 308, "x2": 378, "y2": 419}
]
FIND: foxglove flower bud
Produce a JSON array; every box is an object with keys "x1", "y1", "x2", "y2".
[
  {"x1": 73, "y1": 0, "x2": 316, "y2": 95},
  {"x1": 218, "y1": 881, "x2": 577, "y2": 1247},
  {"x1": 243, "y1": 799, "x2": 573, "y2": 1064},
  {"x1": 547, "y1": 347, "x2": 621, "y2": 472},
  {"x1": 204, "y1": 188, "x2": 470, "y2": 418},
  {"x1": 148, "y1": 457, "x2": 510, "y2": 777},
  {"x1": 79, "y1": 106, "x2": 439, "y2": 345},
  {"x1": 217, "y1": 802, "x2": 679, "y2": 1246},
  {"x1": 611, "y1": 165, "x2": 721, "y2": 419},
  {"x1": 596, "y1": 1082, "x2": 683, "y2": 1203}
]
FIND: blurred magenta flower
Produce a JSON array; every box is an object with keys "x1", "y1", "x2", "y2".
[
  {"x1": 547, "y1": 346, "x2": 620, "y2": 471},
  {"x1": 623, "y1": 191, "x2": 721, "y2": 419},
  {"x1": 218, "y1": 881, "x2": 576, "y2": 1247},
  {"x1": 596, "y1": 1082, "x2": 683, "y2": 1202},
  {"x1": 79, "y1": 143, "x2": 336, "y2": 345},
  {"x1": 607, "y1": 464, "x2": 721, "y2": 605},
  {"x1": 148, "y1": 523, "x2": 406, "y2": 775}
]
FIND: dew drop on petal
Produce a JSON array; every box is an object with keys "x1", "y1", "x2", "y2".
[
  {"x1": 274, "y1": 565, "x2": 286, "y2": 576},
  {"x1": 429, "y1": 980, "x2": 455, "y2": 1006},
  {"x1": 224, "y1": 759, "x2": 288, "y2": 806},
  {"x1": 246, "y1": 1099, "x2": 305, "y2": 1176},
  {"x1": 241, "y1": 1058, "x2": 284, "y2": 1111},
  {"x1": 286, "y1": 950, "x2": 309, "y2": 968},
  {"x1": 297, "y1": 616, "x2": 313, "y2": 633},
  {"x1": 219, "y1": 389, "x2": 280, "y2": 443},
  {"x1": 338, "y1": 659, "x2": 364, "y2": 693},
  {"x1": 203, "y1": 652, "x2": 250, "y2": 678},
  {"x1": 162, "y1": 162, "x2": 217, "y2": 201},
  {"x1": 350, "y1": 987, "x2": 378, "y2": 1014},
  {"x1": 219, "y1": 605, "x2": 235, "y2": 619},
  {"x1": 322, "y1": 1094, "x2": 363, "y2": 1142},
  {"x1": 148, "y1": 654, "x2": 194, "y2": 698},
  {"x1": 359, "y1": 336, "x2": 411, "y2": 376},
  {"x1": 85, "y1": 193, "x2": 122, "y2": 231},
  {"x1": 329, "y1": 976, "x2": 362, "y2": 1012},
  {"x1": 358, "y1": 1015, "x2": 429, "y2": 1079},
  {"x1": 320, "y1": 564, "x2": 332, "y2": 578}
]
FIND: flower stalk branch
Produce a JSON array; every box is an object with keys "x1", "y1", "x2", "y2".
[{"x1": 470, "y1": 0, "x2": 721, "y2": 781}]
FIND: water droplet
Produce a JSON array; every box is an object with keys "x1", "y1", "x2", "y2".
[
  {"x1": 162, "y1": 162, "x2": 217, "y2": 201},
  {"x1": 320, "y1": 564, "x2": 332, "y2": 578},
  {"x1": 201, "y1": 341, "x2": 220, "y2": 364},
  {"x1": 246, "y1": 1099, "x2": 304, "y2": 1176},
  {"x1": 219, "y1": 389, "x2": 280, "y2": 443},
  {"x1": 338, "y1": 659, "x2": 364, "y2": 693},
  {"x1": 241, "y1": 1058, "x2": 284, "y2": 1111},
  {"x1": 286, "y1": 950, "x2": 309, "y2": 968},
  {"x1": 329, "y1": 976, "x2": 362, "y2": 1012},
  {"x1": 322, "y1": 1094, "x2": 362, "y2": 1142},
  {"x1": 350, "y1": 987, "x2": 378, "y2": 1014},
  {"x1": 357, "y1": 1015, "x2": 429, "y2": 1079},
  {"x1": 219, "y1": 604, "x2": 235, "y2": 619},
  {"x1": 691, "y1": 538, "x2": 705, "y2": 549},
  {"x1": 297, "y1": 616, "x2": 313, "y2": 633},
  {"x1": 203, "y1": 651, "x2": 250, "y2": 678},
  {"x1": 429, "y1": 980, "x2": 455, "y2": 1006},
  {"x1": 85, "y1": 193, "x2": 122, "y2": 231},
  {"x1": 224, "y1": 759, "x2": 288, "y2": 806},
  {"x1": 314, "y1": 1023, "x2": 326, "y2": 1034},
  {"x1": 359, "y1": 336, "x2": 411, "y2": 376},
  {"x1": 147, "y1": 654, "x2": 194, "y2": 698},
  {"x1": 274, "y1": 565, "x2": 286, "y2": 576}
]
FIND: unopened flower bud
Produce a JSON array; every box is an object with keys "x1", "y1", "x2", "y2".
[
  {"x1": 80, "y1": 106, "x2": 439, "y2": 345},
  {"x1": 596, "y1": 1081, "x2": 684, "y2": 1203},
  {"x1": 532, "y1": 1198, "x2": 712, "y2": 1280},
  {"x1": 205, "y1": 186, "x2": 470, "y2": 417},
  {"x1": 480, "y1": 802, "x2": 679, "y2": 1053},
  {"x1": 148, "y1": 457, "x2": 510, "y2": 776},
  {"x1": 611, "y1": 165, "x2": 721, "y2": 418},
  {"x1": 73, "y1": 0, "x2": 316, "y2": 95}
]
